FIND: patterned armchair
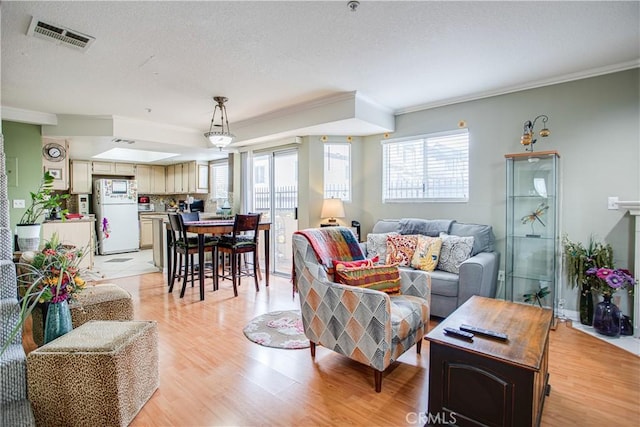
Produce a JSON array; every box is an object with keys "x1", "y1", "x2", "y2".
[{"x1": 292, "y1": 228, "x2": 430, "y2": 392}]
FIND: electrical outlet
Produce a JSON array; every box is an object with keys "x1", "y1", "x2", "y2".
[
  {"x1": 607, "y1": 196, "x2": 619, "y2": 210},
  {"x1": 13, "y1": 199, "x2": 25, "y2": 208},
  {"x1": 497, "y1": 270, "x2": 505, "y2": 281}
]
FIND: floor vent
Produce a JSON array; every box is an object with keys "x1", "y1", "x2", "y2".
[{"x1": 27, "y1": 16, "x2": 95, "y2": 51}]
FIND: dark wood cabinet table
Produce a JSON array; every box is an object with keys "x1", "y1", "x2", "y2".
[{"x1": 425, "y1": 296, "x2": 552, "y2": 427}]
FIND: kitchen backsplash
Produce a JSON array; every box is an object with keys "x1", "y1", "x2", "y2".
[{"x1": 66, "y1": 193, "x2": 225, "y2": 215}]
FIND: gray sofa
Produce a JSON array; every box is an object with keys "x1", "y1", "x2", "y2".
[{"x1": 363, "y1": 218, "x2": 500, "y2": 318}]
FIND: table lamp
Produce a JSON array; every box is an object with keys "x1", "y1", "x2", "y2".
[{"x1": 321, "y1": 198, "x2": 345, "y2": 224}]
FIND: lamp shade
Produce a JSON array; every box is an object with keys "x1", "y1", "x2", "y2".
[{"x1": 321, "y1": 198, "x2": 345, "y2": 222}]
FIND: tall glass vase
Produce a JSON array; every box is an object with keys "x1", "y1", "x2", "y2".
[
  {"x1": 592, "y1": 294, "x2": 620, "y2": 337},
  {"x1": 579, "y1": 285, "x2": 594, "y2": 326},
  {"x1": 44, "y1": 300, "x2": 73, "y2": 344}
]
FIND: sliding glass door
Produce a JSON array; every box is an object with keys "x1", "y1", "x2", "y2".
[{"x1": 250, "y1": 149, "x2": 298, "y2": 276}]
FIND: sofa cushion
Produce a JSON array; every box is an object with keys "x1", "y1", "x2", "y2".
[
  {"x1": 335, "y1": 264, "x2": 401, "y2": 294},
  {"x1": 366, "y1": 232, "x2": 398, "y2": 262},
  {"x1": 399, "y1": 218, "x2": 454, "y2": 237},
  {"x1": 410, "y1": 235, "x2": 443, "y2": 272},
  {"x1": 449, "y1": 222, "x2": 494, "y2": 256},
  {"x1": 427, "y1": 269, "x2": 460, "y2": 297},
  {"x1": 437, "y1": 233, "x2": 474, "y2": 274},
  {"x1": 371, "y1": 219, "x2": 401, "y2": 234},
  {"x1": 386, "y1": 234, "x2": 419, "y2": 266}
]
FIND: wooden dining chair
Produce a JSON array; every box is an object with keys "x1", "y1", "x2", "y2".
[
  {"x1": 215, "y1": 213, "x2": 261, "y2": 297},
  {"x1": 167, "y1": 213, "x2": 217, "y2": 298}
]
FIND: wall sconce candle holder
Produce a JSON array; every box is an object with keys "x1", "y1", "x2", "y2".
[{"x1": 520, "y1": 114, "x2": 550, "y2": 152}]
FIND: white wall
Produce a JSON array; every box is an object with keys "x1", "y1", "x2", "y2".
[{"x1": 348, "y1": 69, "x2": 639, "y2": 311}]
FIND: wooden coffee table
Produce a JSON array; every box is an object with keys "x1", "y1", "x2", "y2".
[{"x1": 425, "y1": 296, "x2": 553, "y2": 427}]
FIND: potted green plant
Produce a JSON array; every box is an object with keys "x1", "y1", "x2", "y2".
[
  {"x1": 16, "y1": 171, "x2": 69, "y2": 251},
  {"x1": 562, "y1": 235, "x2": 613, "y2": 325}
]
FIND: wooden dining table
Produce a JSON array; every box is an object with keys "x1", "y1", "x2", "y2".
[{"x1": 167, "y1": 220, "x2": 271, "y2": 301}]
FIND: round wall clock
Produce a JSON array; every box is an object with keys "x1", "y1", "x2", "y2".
[{"x1": 43, "y1": 142, "x2": 66, "y2": 162}]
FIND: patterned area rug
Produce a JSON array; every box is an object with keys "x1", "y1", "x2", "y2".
[{"x1": 243, "y1": 310, "x2": 310, "y2": 349}]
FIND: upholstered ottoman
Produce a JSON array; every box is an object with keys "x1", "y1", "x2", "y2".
[
  {"x1": 31, "y1": 283, "x2": 134, "y2": 346},
  {"x1": 27, "y1": 320, "x2": 159, "y2": 427}
]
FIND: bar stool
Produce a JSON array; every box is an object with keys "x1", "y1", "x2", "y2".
[
  {"x1": 167, "y1": 213, "x2": 217, "y2": 297},
  {"x1": 215, "y1": 213, "x2": 261, "y2": 297}
]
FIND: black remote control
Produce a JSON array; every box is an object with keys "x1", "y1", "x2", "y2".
[
  {"x1": 459, "y1": 324, "x2": 508, "y2": 341},
  {"x1": 443, "y1": 327, "x2": 474, "y2": 340}
]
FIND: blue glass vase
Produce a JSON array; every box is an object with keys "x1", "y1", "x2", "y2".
[
  {"x1": 44, "y1": 300, "x2": 73, "y2": 344},
  {"x1": 592, "y1": 294, "x2": 620, "y2": 337}
]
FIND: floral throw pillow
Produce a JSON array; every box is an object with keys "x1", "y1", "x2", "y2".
[
  {"x1": 410, "y1": 235, "x2": 443, "y2": 272},
  {"x1": 366, "y1": 232, "x2": 398, "y2": 263},
  {"x1": 437, "y1": 233, "x2": 474, "y2": 274},
  {"x1": 385, "y1": 234, "x2": 419, "y2": 267}
]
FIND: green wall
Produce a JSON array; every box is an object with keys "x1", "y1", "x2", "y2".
[{"x1": 2, "y1": 121, "x2": 43, "y2": 230}]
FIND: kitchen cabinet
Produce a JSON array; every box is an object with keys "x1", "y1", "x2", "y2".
[
  {"x1": 136, "y1": 164, "x2": 152, "y2": 194},
  {"x1": 139, "y1": 216, "x2": 153, "y2": 248},
  {"x1": 92, "y1": 161, "x2": 115, "y2": 174},
  {"x1": 163, "y1": 162, "x2": 208, "y2": 194},
  {"x1": 92, "y1": 161, "x2": 136, "y2": 176},
  {"x1": 166, "y1": 164, "x2": 176, "y2": 193},
  {"x1": 42, "y1": 138, "x2": 70, "y2": 191},
  {"x1": 41, "y1": 219, "x2": 95, "y2": 269},
  {"x1": 173, "y1": 163, "x2": 189, "y2": 193},
  {"x1": 115, "y1": 162, "x2": 136, "y2": 175},
  {"x1": 151, "y1": 165, "x2": 166, "y2": 194},
  {"x1": 70, "y1": 160, "x2": 92, "y2": 194}
]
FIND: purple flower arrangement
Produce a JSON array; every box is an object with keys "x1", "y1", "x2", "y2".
[{"x1": 586, "y1": 267, "x2": 636, "y2": 297}]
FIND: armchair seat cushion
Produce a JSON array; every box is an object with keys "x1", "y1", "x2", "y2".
[{"x1": 390, "y1": 295, "x2": 430, "y2": 359}]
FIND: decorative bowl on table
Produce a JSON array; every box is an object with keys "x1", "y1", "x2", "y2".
[{"x1": 64, "y1": 213, "x2": 84, "y2": 220}]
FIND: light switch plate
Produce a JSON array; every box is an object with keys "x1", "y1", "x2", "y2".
[{"x1": 13, "y1": 199, "x2": 25, "y2": 208}]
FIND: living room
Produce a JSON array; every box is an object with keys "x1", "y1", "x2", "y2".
[{"x1": 1, "y1": 1, "x2": 639, "y2": 426}]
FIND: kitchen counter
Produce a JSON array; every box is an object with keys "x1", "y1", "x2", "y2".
[
  {"x1": 145, "y1": 212, "x2": 233, "y2": 269},
  {"x1": 44, "y1": 215, "x2": 96, "y2": 224}
]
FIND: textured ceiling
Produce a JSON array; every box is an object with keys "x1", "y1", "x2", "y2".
[{"x1": 1, "y1": 1, "x2": 639, "y2": 160}]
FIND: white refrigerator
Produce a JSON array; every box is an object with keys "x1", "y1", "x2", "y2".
[{"x1": 94, "y1": 179, "x2": 140, "y2": 255}]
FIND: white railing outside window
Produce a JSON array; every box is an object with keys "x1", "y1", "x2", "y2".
[
  {"x1": 382, "y1": 130, "x2": 469, "y2": 202},
  {"x1": 211, "y1": 161, "x2": 229, "y2": 204},
  {"x1": 324, "y1": 142, "x2": 351, "y2": 201}
]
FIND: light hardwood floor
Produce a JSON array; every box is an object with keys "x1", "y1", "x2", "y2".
[{"x1": 83, "y1": 272, "x2": 638, "y2": 426}]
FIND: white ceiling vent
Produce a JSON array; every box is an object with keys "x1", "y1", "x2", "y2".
[{"x1": 27, "y1": 16, "x2": 95, "y2": 51}]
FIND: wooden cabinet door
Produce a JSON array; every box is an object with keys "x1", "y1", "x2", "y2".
[
  {"x1": 92, "y1": 161, "x2": 115, "y2": 174},
  {"x1": 181, "y1": 163, "x2": 190, "y2": 193},
  {"x1": 70, "y1": 160, "x2": 92, "y2": 194},
  {"x1": 175, "y1": 164, "x2": 185, "y2": 193},
  {"x1": 139, "y1": 218, "x2": 153, "y2": 248},
  {"x1": 166, "y1": 165, "x2": 175, "y2": 193},
  {"x1": 136, "y1": 165, "x2": 151, "y2": 194},
  {"x1": 151, "y1": 165, "x2": 166, "y2": 194},
  {"x1": 115, "y1": 162, "x2": 136, "y2": 175}
]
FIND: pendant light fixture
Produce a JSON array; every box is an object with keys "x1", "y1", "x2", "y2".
[{"x1": 205, "y1": 96, "x2": 235, "y2": 150}]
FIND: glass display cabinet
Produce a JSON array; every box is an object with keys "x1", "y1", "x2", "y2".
[{"x1": 505, "y1": 151, "x2": 560, "y2": 322}]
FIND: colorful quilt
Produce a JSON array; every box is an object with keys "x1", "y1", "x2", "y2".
[{"x1": 293, "y1": 227, "x2": 364, "y2": 276}]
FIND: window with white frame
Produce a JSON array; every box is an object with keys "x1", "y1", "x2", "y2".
[
  {"x1": 210, "y1": 161, "x2": 229, "y2": 204},
  {"x1": 382, "y1": 130, "x2": 469, "y2": 202},
  {"x1": 323, "y1": 143, "x2": 351, "y2": 201}
]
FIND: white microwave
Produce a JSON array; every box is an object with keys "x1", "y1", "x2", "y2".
[{"x1": 138, "y1": 203, "x2": 154, "y2": 212}]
